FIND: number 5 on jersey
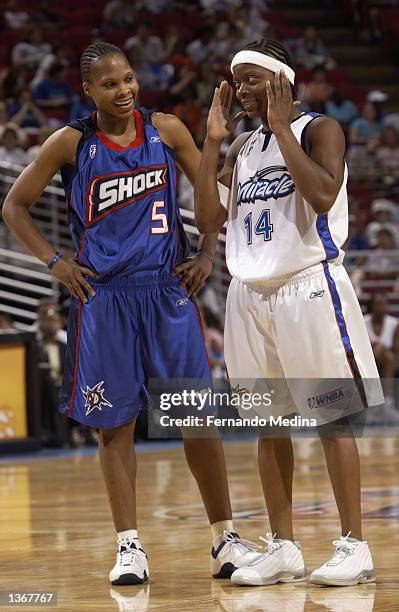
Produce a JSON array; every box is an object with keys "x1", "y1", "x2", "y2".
[
  {"x1": 151, "y1": 200, "x2": 168, "y2": 234},
  {"x1": 244, "y1": 209, "x2": 273, "y2": 245}
]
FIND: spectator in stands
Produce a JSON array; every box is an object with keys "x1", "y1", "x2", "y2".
[
  {"x1": 32, "y1": 62, "x2": 73, "y2": 110},
  {"x1": 163, "y1": 23, "x2": 184, "y2": 60},
  {"x1": 169, "y1": 64, "x2": 197, "y2": 104},
  {"x1": 186, "y1": 26, "x2": 216, "y2": 64},
  {"x1": 366, "y1": 199, "x2": 399, "y2": 247},
  {"x1": 294, "y1": 26, "x2": 335, "y2": 71},
  {"x1": 0, "y1": 313, "x2": 16, "y2": 331},
  {"x1": 125, "y1": 46, "x2": 171, "y2": 93},
  {"x1": 203, "y1": 306, "x2": 227, "y2": 379},
  {"x1": 344, "y1": 214, "x2": 369, "y2": 251},
  {"x1": 364, "y1": 294, "x2": 399, "y2": 408},
  {"x1": 347, "y1": 102, "x2": 382, "y2": 180},
  {"x1": 375, "y1": 125, "x2": 399, "y2": 181},
  {"x1": 349, "y1": 101, "x2": 381, "y2": 146},
  {"x1": 30, "y1": 0, "x2": 63, "y2": 29},
  {"x1": 367, "y1": 90, "x2": 399, "y2": 135},
  {"x1": 368, "y1": 227, "x2": 399, "y2": 279},
  {"x1": 172, "y1": 86, "x2": 204, "y2": 144},
  {"x1": 301, "y1": 66, "x2": 332, "y2": 113},
  {"x1": 0, "y1": 65, "x2": 28, "y2": 101},
  {"x1": 125, "y1": 23, "x2": 165, "y2": 65},
  {"x1": 103, "y1": 0, "x2": 138, "y2": 31},
  {"x1": 11, "y1": 25, "x2": 52, "y2": 69},
  {"x1": 31, "y1": 43, "x2": 71, "y2": 90},
  {"x1": 195, "y1": 61, "x2": 219, "y2": 107},
  {"x1": 36, "y1": 303, "x2": 68, "y2": 447},
  {"x1": 7, "y1": 89, "x2": 48, "y2": 130},
  {"x1": 0, "y1": 102, "x2": 6, "y2": 127},
  {"x1": 69, "y1": 92, "x2": 96, "y2": 123},
  {"x1": 25, "y1": 125, "x2": 55, "y2": 165},
  {"x1": 34, "y1": 298, "x2": 67, "y2": 343},
  {"x1": 4, "y1": 0, "x2": 29, "y2": 30},
  {"x1": 235, "y1": 3, "x2": 270, "y2": 43},
  {"x1": 37, "y1": 305, "x2": 66, "y2": 387},
  {"x1": 325, "y1": 87, "x2": 358, "y2": 129},
  {"x1": 214, "y1": 24, "x2": 245, "y2": 63},
  {"x1": 0, "y1": 123, "x2": 27, "y2": 165}
]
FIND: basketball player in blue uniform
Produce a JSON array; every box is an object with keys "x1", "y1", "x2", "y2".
[
  {"x1": 195, "y1": 39, "x2": 383, "y2": 587},
  {"x1": 3, "y1": 42, "x2": 262, "y2": 585}
]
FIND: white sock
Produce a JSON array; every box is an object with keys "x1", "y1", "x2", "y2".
[
  {"x1": 117, "y1": 529, "x2": 141, "y2": 548},
  {"x1": 211, "y1": 520, "x2": 234, "y2": 543}
]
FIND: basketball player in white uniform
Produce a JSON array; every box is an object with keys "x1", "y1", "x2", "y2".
[{"x1": 194, "y1": 39, "x2": 384, "y2": 586}]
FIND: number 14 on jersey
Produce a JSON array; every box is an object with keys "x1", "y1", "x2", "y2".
[{"x1": 244, "y1": 209, "x2": 274, "y2": 245}]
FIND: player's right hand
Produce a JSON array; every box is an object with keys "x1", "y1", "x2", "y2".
[
  {"x1": 207, "y1": 81, "x2": 246, "y2": 142},
  {"x1": 50, "y1": 258, "x2": 96, "y2": 304}
]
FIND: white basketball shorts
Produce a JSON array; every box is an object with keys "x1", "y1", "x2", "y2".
[{"x1": 224, "y1": 262, "x2": 384, "y2": 424}]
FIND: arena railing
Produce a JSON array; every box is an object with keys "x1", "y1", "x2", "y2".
[
  {"x1": 0, "y1": 161, "x2": 229, "y2": 326},
  {"x1": 1, "y1": 161, "x2": 399, "y2": 326}
]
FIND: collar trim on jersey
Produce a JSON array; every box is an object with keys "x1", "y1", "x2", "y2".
[
  {"x1": 93, "y1": 110, "x2": 144, "y2": 151},
  {"x1": 260, "y1": 112, "x2": 306, "y2": 134}
]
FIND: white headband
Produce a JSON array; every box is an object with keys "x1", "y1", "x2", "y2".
[{"x1": 230, "y1": 50, "x2": 295, "y2": 85}]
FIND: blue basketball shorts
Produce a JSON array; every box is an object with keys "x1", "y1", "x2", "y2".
[{"x1": 58, "y1": 274, "x2": 212, "y2": 429}]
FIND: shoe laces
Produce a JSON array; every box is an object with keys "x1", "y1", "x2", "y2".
[
  {"x1": 118, "y1": 539, "x2": 143, "y2": 567},
  {"x1": 259, "y1": 533, "x2": 283, "y2": 555},
  {"x1": 328, "y1": 532, "x2": 358, "y2": 566},
  {"x1": 222, "y1": 531, "x2": 261, "y2": 554}
]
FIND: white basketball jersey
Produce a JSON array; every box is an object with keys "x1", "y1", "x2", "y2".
[{"x1": 225, "y1": 113, "x2": 348, "y2": 281}]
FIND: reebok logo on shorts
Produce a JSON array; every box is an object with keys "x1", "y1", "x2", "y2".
[
  {"x1": 86, "y1": 164, "x2": 167, "y2": 225},
  {"x1": 176, "y1": 298, "x2": 188, "y2": 306},
  {"x1": 310, "y1": 290, "x2": 325, "y2": 299}
]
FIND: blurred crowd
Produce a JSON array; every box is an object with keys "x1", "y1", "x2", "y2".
[{"x1": 2, "y1": 0, "x2": 399, "y2": 440}]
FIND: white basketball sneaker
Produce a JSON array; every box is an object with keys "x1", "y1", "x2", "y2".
[
  {"x1": 109, "y1": 537, "x2": 149, "y2": 586},
  {"x1": 309, "y1": 534, "x2": 376, "y2": 586},
  {"x1": 211, "y1": 531, "x2": 263, "y2": 579},
  {"x1": 231, "y1": 533, "x2": 306, "y2": 586}
]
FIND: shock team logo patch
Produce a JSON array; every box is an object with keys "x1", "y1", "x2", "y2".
[
  {"x1": 86, "y1": 164, "x2": 167, "y2": 225},
  {"x1": 81, "y1": 380, "x2": 113, "y2": 416}
]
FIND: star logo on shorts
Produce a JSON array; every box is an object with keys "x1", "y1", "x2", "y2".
[{"x1": 81, "y1": 381, "x2": 113, "y2": 416}]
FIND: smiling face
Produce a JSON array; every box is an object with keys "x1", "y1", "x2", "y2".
[
  {"x1": 82, "y1": 53, "x2": 139, "y2": 118},
  {"x1": 233, "y1": 63, "x2": 274, "y2": 120}
]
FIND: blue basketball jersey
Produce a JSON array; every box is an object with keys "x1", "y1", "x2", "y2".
[{"x1": 61, "y1": 108, "x2": 191, "y2": 278}]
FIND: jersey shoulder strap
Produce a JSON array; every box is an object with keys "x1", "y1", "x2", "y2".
[
  {"x1": 66, "y1": 115, "x2": 95, "y2": 139},
  {"x1": 61, "y1": 116, "x2": 94, "y2": 193},
  {"x1": 137, "y1": 107, "x2": 155, "y2": 126}
]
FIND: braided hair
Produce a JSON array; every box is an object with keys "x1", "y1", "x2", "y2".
[
  {"x1": 240, "y1": 39, "x2": 297, "y2": 98},
  {"x1": 80, "y1": 42, "x2": 125, "y2": 82}
]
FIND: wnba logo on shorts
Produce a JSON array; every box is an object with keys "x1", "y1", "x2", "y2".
[
  {"x1": 89, "y1": 145, "x2": 96, "y2": 159},
  {"x1": 308, "y1": 387, "x2": 345, "y2": 409}
]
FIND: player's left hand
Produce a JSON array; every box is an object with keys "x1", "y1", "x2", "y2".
[
  {"x1": 173, "y1": 252, "x2": 213, "y2": 296},
  {"x1": 266, "y1": 70, "x2": 300, "y2": 135}
]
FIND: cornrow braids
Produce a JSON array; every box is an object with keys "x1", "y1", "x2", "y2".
[
  {"x1": 240, "y1": 39, "x2": 297, "y2": 97},
  {"x1": 80, "y1": 42, "x2": 125, "y2": 82}
]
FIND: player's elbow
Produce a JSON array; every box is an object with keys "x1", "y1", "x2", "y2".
[
  {"x1": 195, "y1": 207, "x2": 226, "y2": 234},
  {"x1": 195, "y1": 215, "x2": 221, "y2": 234},
  {"x1": 2, "y1": 196, "x2": 21, "y2": 227},
  {"x1": 310, "y1": 193, "x2": 336, "y2": 215}
]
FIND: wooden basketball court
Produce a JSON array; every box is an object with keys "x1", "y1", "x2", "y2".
[{"x1": 0, "y1": 437, "x2": 398, "y2": 611}]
